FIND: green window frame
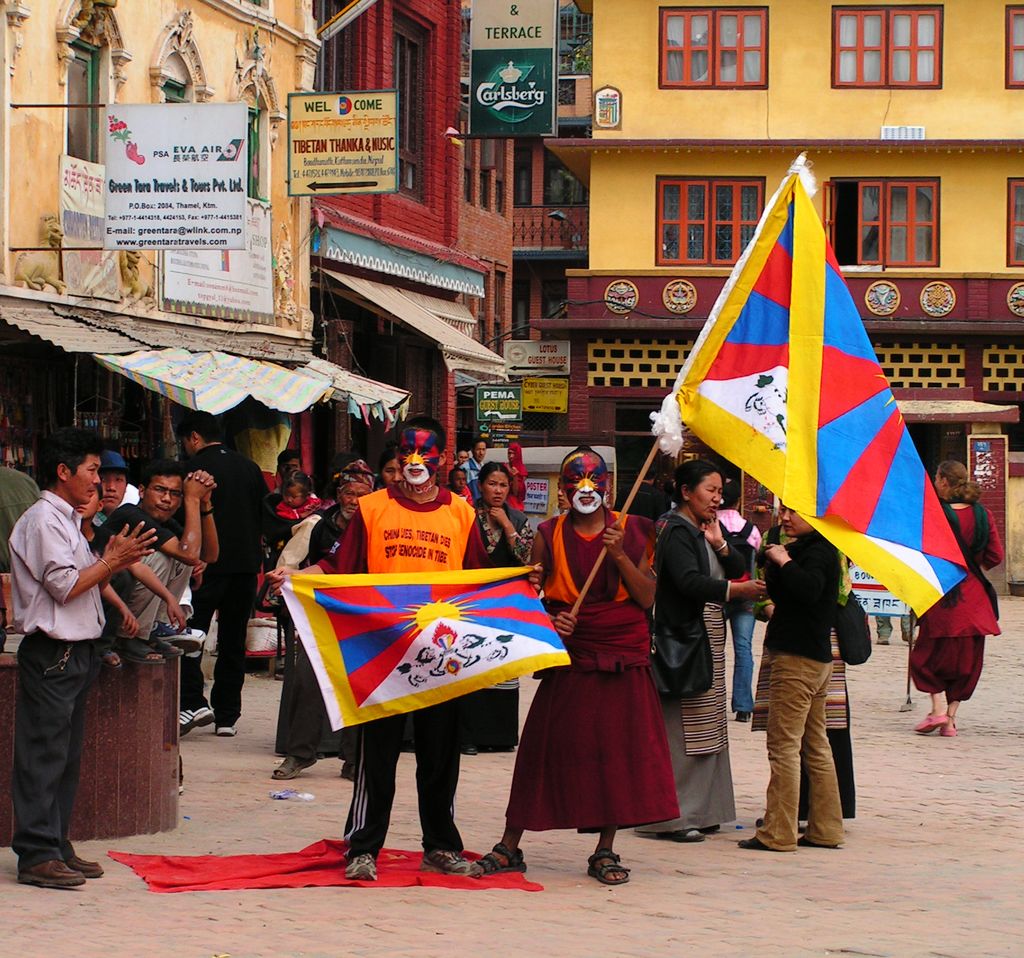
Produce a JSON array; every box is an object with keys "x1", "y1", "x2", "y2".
[{"x1": 67, "y1": 41, "x2": 100, "y2": 162}]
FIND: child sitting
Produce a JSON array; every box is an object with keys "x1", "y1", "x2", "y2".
[{"x1": 274, "y1": 472, "x2": 322, "y2": 522}]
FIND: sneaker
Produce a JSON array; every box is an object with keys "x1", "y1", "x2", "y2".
[
  {"x1": 215, "y1": 725, "x2": 237, "y2": 737},
  {"x1": 345, "y1": 853, "x2": 377, "y2": 881},
  {"x1": 420, "y1": 849, "x2": 476, "y2": 876},
  {"x1": 168, "y1": 628, "x2": 206, "y2": 654},
  {"x1": 181, "y1": 706, "x2": 214, "y2": 736}
]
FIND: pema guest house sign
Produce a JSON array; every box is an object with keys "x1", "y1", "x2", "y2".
[{"x1": 469, "y1": 0, "x2": 557, "y2": 137}]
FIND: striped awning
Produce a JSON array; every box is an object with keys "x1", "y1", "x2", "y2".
[
  {"x1": 94, "y1": 349, "x2": 334, "y2": 415},
  {"x1": 301, "y1": 357, "x2": 410, "y2": 427}
]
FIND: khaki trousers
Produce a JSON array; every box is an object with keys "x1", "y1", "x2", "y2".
[
  {"x1": 124, "y1": 550, "x2": 191, "y2": 639},
  {"x1": 756, "y1": 651, "x2": 844, "y2": 851}
]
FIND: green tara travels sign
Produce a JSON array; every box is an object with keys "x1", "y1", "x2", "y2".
[
  {"x1": 469, "y1": 0, "x2": 557, "y2": 137},
  {"x1": 476, "y1": 385, "x2": 523, "y2": 422}
]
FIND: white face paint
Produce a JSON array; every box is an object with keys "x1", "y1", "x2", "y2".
[
  {"x1": 403, "y1": 462, "x2": 430, "y2": 486},
  {"x1": 571, "y1": 483, "x2": 602, "y2": 515}
]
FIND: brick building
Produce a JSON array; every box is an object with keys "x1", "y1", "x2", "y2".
[{"x1": 311, "y1": 0, "x2": 507, "y2": 462}]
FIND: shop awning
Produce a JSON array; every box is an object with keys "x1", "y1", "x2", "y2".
[
  {"x1": 301, "y1": 357, "x2": 410, "y2": 427},
  {"x1": 321, "y1": 269, "x2": 506, "y2": 378},
  {"x1": 898, "y1": 399, "x2": 1019, "y2": 424},
  {"x1": 94, "y1": 349, "x2": 334, "y2": 416},
  {"x1": 1, "y1": 302, "x2": 149, "y2": 353}
]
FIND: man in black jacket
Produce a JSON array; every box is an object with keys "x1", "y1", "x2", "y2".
[{"x1": 176, "y1": 411, "x2": 267, "y2": 737}]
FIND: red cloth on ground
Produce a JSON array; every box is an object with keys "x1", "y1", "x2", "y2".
[
  {"x1": 108, "y1": 840, "x2": 542, "y2": 893},
  {"x1": 504, "y1": 513, "x2": 678, "y2": 832}
]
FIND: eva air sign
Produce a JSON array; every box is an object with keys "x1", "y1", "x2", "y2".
[{"x1": 469, "y1": 0, "x2": 557, "y2": 137}]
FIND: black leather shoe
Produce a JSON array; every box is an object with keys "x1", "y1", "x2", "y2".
[
  {"x1": 737, "y1": 836, "x2": 785, "y2": 852},
  {"x1": 797, "y1": 836, "x2": 841, "y2": 849},
  {"x1": 18, "y1": 860, "x2": 87, "y2": 888},
  {"x1": 64, "y1": 854, "x2": 104, "y2": 878},
  {"x1": 460, "y1": 744, "x2": 478, "y2": 755},
  {"x1": 735, "y1": 711, "x2": 752, "y2": 722}
]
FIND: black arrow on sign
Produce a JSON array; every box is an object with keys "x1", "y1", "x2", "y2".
[{"x1": 307, "y1": 180, "x2": 379, "y2": 191}]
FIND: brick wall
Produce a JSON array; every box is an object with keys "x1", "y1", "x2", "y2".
[{"x1": 317, "y1": 0, "x2": 463, "y2": 248}]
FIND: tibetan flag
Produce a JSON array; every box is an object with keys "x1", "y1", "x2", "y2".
[
  {"x1": 281, "y1": 567, "x2": 569, "y2": 729},
  {"x1": 652, "y1": 157, "x2": 966, "y2": 615}
]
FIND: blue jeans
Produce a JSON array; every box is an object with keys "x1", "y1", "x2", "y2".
[{"x1": 727, "y1": 602, "x2": 755, "y2": 713}]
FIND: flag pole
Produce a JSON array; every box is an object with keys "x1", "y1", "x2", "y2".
[
  {"x1": 899, "y1": 612, "x2": 917, "y2": 711},
  {"x1": 569, "y1": 440, "x2": 661, "y2": 617}
]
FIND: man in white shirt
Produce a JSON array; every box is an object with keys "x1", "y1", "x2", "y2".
[{"x1": 9, "y1": 428, "x2": 154, "y2": 889}]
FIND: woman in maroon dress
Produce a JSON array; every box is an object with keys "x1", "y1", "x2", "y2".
[
  {"x1": 473, "y1": 447, "x2": 678, "y2": 885},
  {"x1": 911, "y1": 460, "x2": 1002, "y2": 738}
]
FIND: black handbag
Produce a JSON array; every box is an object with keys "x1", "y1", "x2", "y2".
[
  {"x1": 835, "y1": 593, "x2": 871, "y2": 665},
  {"x1": 650, "y1": 618, "x2": 714, "y2": 698}
]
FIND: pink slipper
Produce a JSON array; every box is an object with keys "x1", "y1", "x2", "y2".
[
  {"x1": 914, "y1": 713, "x2": 948, "y2": 734},
  {"x1": 940, "y1": 720, "x2": 958, "y2": 737}
]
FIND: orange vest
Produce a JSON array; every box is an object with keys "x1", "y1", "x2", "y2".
[
  {"x1": 358, "y1": 489, "x2": 477, "y2": 574},
  {"x1": 544, "y1": 511, "x2": 632, "y2": 604}
]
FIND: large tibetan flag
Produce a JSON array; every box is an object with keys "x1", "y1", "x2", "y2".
[
  {"x1": 652, "y1": 157, "x2": 966, "y2": 615},
  {"x1": 281, "y1": 567, "x2": 569, "y2": 729}
]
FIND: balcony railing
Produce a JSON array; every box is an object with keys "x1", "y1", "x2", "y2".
[{"x1": 513, "y1": 205, "x2": 588, "y2": 252}]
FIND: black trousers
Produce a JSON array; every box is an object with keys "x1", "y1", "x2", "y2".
[
  {"x1": 12, "y1": 633, "x2": 100, "y2": 869},
  {"x1": 345, "y1": 699, "x2": 463, "y2": 859},
  {"x1": 181, "y1": 571, "x2": 257, "y2": 725}
]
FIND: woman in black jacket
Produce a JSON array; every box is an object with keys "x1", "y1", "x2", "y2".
[
  {"x1": 636, "y1": 459, "x2": 764, "y2": 843},
  {"x1": 739, "y1": 505, "x2": 845, "y2": 853}
]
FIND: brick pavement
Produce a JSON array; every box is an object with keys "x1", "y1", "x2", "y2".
[{"x1": 4, "y1": 602, "x2": 1023, "y2": 958}]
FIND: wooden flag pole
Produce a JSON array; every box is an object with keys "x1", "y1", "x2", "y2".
[{"x1": 569, "y1": 440, "x2": 662, "y2": 617}]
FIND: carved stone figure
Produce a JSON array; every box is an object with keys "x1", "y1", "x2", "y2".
[
  {"x1": 15, "y1": 215, "x2": 66, "y2": 294},
  {"x1": 118, "y1": 250, "x2": 153, "y2": 302},
  {"x1": 274, "y1": 226, "x2": 298, "y2": 326},
  {"x1": 72, "y1": 0, "x2": 117, "y2": 32}
]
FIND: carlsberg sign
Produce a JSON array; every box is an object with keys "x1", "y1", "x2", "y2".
[{"x1": 469, "y1": 0, "x2": 557, "y2": 137}]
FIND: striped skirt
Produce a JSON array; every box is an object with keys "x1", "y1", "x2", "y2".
[{"x1": 676, "y1": 603, "x2": 729, "y2": 756}]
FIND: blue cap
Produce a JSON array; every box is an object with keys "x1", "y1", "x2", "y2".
[{"x1": 99, "y1": 449, "x2": 128, "y2": 473}]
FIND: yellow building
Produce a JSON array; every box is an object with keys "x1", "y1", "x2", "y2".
[
  {"x1": 549, "y1": 0, "x2": 1024, "y2": 584},
  {"x1": 0, "y1": 0, "x2": 358, "y2": 473}
]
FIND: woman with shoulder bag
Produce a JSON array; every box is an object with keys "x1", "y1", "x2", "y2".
[
  {"x1": 635, "y1": 460, "x2": 765, "y2": 844},
  {"x1": 752, "y1": 524, "x2": 858, "y2": 822}
]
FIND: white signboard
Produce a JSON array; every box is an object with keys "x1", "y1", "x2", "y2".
[
  {"x1": 60, "y1": 155, "x2": 120, "y2": 300},
  {"x1": 523, "y1": 477, "x2": 550, "y2": 514},
  {"x1": 161, "y1": 199, "x2": 273, "y2": 324},
  {"x1": 504, "y1": 339, "x2": 570, "y2": 376},
  {"x1": 850, "y1": 566, "x2": 910, "y2": 617},
  {"x1": 104, "y1": 103, "x2": 248, "y2": 250}
]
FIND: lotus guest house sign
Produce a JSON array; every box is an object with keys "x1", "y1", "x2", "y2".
[{"x1": 469, "y1": 0, "x2": 557, "y2": 137}]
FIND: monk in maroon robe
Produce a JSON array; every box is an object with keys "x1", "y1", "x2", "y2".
[{"x1": 473, "y1": 447, "x2": 677, "y2": 885}]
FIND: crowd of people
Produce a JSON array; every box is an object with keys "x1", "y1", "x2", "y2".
[{"x1": 1, "y1": 414, "x2": 1003, "y2": 889}]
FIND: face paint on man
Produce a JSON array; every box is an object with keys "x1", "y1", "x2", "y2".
[
  {"x1": 560, "y1": 450, "x2": 609, "y2": 516},
  {"x1": 398, "y1": 427, "x2": 442, "y2": 487}
]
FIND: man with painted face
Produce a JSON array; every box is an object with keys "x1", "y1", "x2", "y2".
[
  {"x1": 473, "y1": 446, "x2": 677, "y2": 886},
  {"x1": 268, "y1": 416, "x2": 490, "y2": 881}
]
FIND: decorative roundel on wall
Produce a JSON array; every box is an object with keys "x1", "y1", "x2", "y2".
[
  {"x1": 919, "y1": 281, "x2": 956, "y2": 317},
  {"x1": 865, "y1": 280, "x2": 901, "y2": 316},
  {"x1": 605, "y1": 280, "x2": 639, "y2": 314},
  {"x1": 662, "y1": 279, "x2": 698, "y2": 315},
  {"x1": 1008, "y1": 282, "x2": 1024, "y2": 318}
]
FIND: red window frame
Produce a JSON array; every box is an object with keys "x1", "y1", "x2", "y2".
[
  {"x1": 1008, "y1": 7, "x2": 1024, "y2": 88},
  {"x1": 1009, "y1": 179, "x2": 1024, "y2": 266},
  {"x1": 829, "y1": 177, "x2": 938, "y2": 267},
  {"x1": 657, "y1": 177, "x2": 764, "y2": 266},
  {"x1": 660, "y1": 8, "x2": 768, "y2": 89},
  {"x1": 832, "y1": 6, "x2": 942, "y2": 88}
]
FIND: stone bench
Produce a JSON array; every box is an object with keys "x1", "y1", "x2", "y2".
[{"x1": 0, "y1": 649, "x2": 179, "y2": 846}]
